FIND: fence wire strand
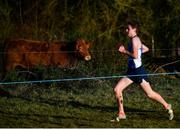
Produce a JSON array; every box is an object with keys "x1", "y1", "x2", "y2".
[{"x1": 0, "y1": 71, "x2": 179, "y2": 85}]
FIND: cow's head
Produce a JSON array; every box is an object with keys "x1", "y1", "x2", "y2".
[{"x1": 76, "y1": 39, "x2": 91, "y2": 61}]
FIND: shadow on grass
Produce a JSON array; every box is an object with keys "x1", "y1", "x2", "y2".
[
  {"x1": 9, "y1": 93, "x2": 157, "y2": 114},
  {"x1": 0, "y1": 87, "x2": 12, "y2": 98},
  {"x1": 5, "y1": 88, "x2": 178, "y2": 122},
  {"x1": 67, "y1": 100, "x2": 157, "y2": 113}
]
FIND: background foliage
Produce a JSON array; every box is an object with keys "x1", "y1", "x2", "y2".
[{"x1": 0, "y1": 0, "x2": 179, "y2": 56}]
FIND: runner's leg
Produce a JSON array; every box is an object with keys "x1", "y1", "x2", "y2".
[
  {"x1": 140, "y1": 79, "x2": 169, "y2": 108},
  {"x1": 114, "y1": 77, "x2": 133, "y2": 115}
]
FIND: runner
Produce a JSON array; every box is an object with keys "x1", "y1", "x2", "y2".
[{"x1": 113, "y1": 20, "x2": 174, "y2": 121}]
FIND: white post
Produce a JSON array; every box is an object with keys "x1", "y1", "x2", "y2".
[{"x1": 152, "y1": 35, "x2": 155, "y2": 57}]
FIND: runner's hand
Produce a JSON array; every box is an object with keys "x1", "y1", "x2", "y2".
[{"x1": 119, "y1": 45, "x2": 126, "y2": 53}]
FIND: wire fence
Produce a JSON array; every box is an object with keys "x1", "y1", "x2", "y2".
[
  {"x1": 0, "y1": 71, "x2": 179, "y2": 85},
  {"x1": 0, "y1": 48, "x2": 179, "y2": 53},
  {"x1": 0, "y1": 48, "x2": 179, "y2": 85}
]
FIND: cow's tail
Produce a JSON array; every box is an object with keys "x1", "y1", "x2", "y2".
[
  {"x1": 0, "y1": 39, "x2": 13, "y2": 96},
  {"x1": 0, "y1": 39, "x2": 9, "y2": 81}
]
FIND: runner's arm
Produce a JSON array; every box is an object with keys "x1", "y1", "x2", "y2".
[{"x1": 141, "y1": 44, "x2": 149, "y2": 53}]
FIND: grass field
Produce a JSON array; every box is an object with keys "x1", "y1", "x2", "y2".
[{"x1": 0, "y1": 75, "x2": 179, "y2": 128}]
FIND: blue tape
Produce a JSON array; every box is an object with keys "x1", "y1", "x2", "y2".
[{"x1": 0, "y1": 72, "x2": 179, "y2": 85}]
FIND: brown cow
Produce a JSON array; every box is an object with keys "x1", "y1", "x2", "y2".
[{"x1": 4, "y1": 38, "x2": 91, "y2": 72}]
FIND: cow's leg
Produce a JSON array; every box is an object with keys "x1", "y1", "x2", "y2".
[{"x1": 5, "y1": 64, "x2": 14, "y2": 72}]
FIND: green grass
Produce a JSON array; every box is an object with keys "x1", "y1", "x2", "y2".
[{"x1": 0, "y1": 76, "x2": 179, "y2": 128}]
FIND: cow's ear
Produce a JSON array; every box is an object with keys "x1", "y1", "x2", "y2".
[
  {"x1": 86, "y1": 42, "x2": 90, "y2": 48},
  {"x1": 76, "y1": 39, "x2": 82, "y2": 50}
]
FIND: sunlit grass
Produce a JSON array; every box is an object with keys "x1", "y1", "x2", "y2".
[{"x1": 0, "y1": 75, "x2": 179, "y2": 127}]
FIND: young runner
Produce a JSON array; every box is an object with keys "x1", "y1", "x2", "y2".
[{"x1": 113, "y1": 20, "x2": 174, "y2": 121}]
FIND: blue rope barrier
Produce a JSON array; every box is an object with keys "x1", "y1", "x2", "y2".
[{"x1": 0, "y1": 72, "x2": 179, "y2": 85}]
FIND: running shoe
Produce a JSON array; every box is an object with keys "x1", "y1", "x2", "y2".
[
  {"x1": 110, "y1": 113, "x2": 126, "y2": 122},
  {"x1": 166, "y1": 104, "x2": 174, "y2": 120},
  {"x1": 116, "y1": 115, "x2": 126, "y2": 122}
]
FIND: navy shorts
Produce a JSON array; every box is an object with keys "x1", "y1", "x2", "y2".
[{"x1": 126, "y1": 66, "x2": 148, "y2": 84}]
